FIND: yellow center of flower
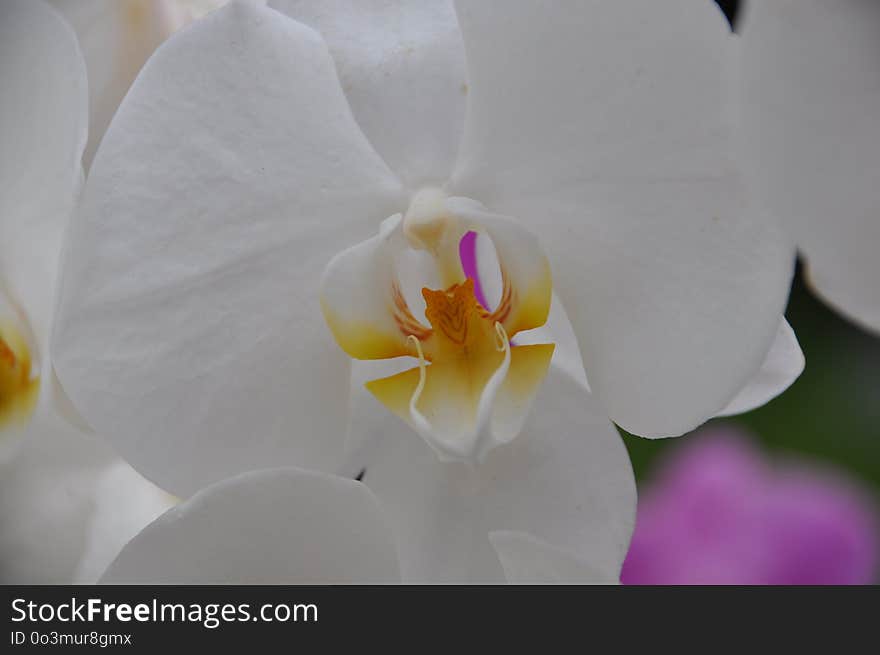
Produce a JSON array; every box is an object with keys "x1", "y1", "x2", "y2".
[
  {"x1": 0, "y1": 324, "x2": 39, "y2": 431},
  {"x1": 320, "y1": 192, "x2": 556, "y2": 461}
]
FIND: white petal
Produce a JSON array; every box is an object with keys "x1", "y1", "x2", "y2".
[
  {"x1": 73, "y1": 461, "x2": 175, "y2": 584},
  {"x1": 52, "y1": 0, "x2": 406, "y2": 497},
  {"x1": 0, "y1": 0, "x2": 87, "y2": 354},
  {"x1": 717, "y1": 318, "x2": 803, "y2": 417},
  {"x1": 739, "y1": 0, "x2": 880, "y2": 334},
  {"x1": 48, "y1": 369, "x2": 94, "y2": 434},
  {"x1": 354, "y1": 365, "x2": 635, "y2": 583},
  {"x1": 0, "y1": 423, "x2": 107, "y2": 584},
  {"x1": 347, "y1": 382, "x2": 493, "y2": 582},
  {"x1": 176, "y1": 0, "x2": 236, "y2": 19},
  {"x1": 489, "y1": 531, "x2": 619, "y2": 585},
  {"x1": 451, "y1": 0, "x2": 794, "y2": 437},
  {"x1": 477, "y1": 366, "x2": 636, "y2": 582},
  {"x1": 48, "y1": 0, "x2": 184, "y2": 169},
  {"x1": 270, "y1": 0, "x2": 467, "y2": 187},
  {"x1": 100, "y1": 468, "x2": 400, "y2": 584},
  {"x1": 0, "y1": 412, "x2": 166, "y2": 584}
]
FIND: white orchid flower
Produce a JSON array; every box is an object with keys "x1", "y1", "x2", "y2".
[
  {"x1": 50, "y1": 1, "x2": 802, "y2": 582},
  {"x1": 0, "y1": 0, "x2": 174, "y2": 583},
  {"x1": 738, "y1": 0, "x2": 880, "y2": 334}
]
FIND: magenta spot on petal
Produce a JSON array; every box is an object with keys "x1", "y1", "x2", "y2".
[{"x1": 459, "y1": 231, "x2": 490, "y2": 311}]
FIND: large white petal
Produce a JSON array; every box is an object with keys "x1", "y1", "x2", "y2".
[
  {"x1": 52, "y1": 0, "x2": 406, "y2": 497},
  {"x1": 48, "y1": 0, "x2": 184, "y2": 169},
  {"x1": 100, "y1": 468, "x2": 400, "y2": 584},
  {"x1": 270, "y1": 0, "x2": 467, "y2": 187},
  {"x1": 353, "y1": 365, "x2": 635, "y2": 583},
  {"x1": 451, "y1": 0, "x2": 794, "y2": 437},
  {"x1": 0, "y1": 0, "x2": 87, "y2": 355},
  {"x1": 739, "y1": 0, "x2": 880, "y2": 334},
  {"x1": 0, "y1": 413, "x2": 169, "y2": 584},
  {"x1": 718, "y1": 318, "x2": 803, "y2": 417}
]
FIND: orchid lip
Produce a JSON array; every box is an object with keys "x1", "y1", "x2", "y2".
[{"x1": 406, "y1": 320, "x2": 512, "y2": 465}]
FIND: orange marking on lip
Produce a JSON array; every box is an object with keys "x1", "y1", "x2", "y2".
[
  {"x1": 420, "y1": 278, "x2": 500, "y2": 356},
  {"x1": 423, "y1": 281, "x2": 474, "y2": 345},
  {"x1": 0, "y1": 338, "x2": 17, "y2": 371},
  {"x1": 488, "y1": 268, "x2": 515, "y2": 326},
  {"x1": 391, "y1": 281, "x2": 432, "y2": 342}
]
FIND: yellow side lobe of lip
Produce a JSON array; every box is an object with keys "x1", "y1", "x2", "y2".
[
  {"x1": 321, "y1": 306, "x2": 414, "y2": 360},
  {"x1": 320, "y1": 282, "x2": 431, "y2": 361},
  {"x1": 0, "y1": 322, "x2": 39, "y2": 431},
  {"x1": 500, "y1": 260, "x2": 553, "y2": 339}
]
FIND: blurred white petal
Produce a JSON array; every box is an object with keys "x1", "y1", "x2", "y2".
[
  {"x1": 740, "y1": 0, "x2": 880, "y2": 334},
  {"x1": 101, "y1": 468, "x2": 400, "y2": 584},
  {"x1": 0, "y1": 0, "x2": 87, "y2": 353},
  {"x1": 0, "y1": 414, "x2": 170, "y2": 584},
  {"x1": 49, "y1": 0, "x2": 184, "y2": 168}
]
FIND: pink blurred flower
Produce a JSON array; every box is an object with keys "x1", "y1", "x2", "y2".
[{"x1": 621, "y1": 427, "x2": 878, "y2": 585}]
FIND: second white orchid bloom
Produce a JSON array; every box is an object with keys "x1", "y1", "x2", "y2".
[
  {"x1": 1, "y1": 0, "x2": 182, "y2": 444},
  {"x1": 0, "y1": 0, "x2": 176, "y2": 584},
  {"x1": 0, "y1": 0, "x2": 87, "y2": 446}
]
